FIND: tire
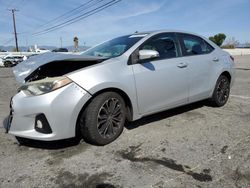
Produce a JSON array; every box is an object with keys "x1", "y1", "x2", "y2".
[
  {"x1": 4, "y1": 61, "x2": 12, "y2": 67},
  {"x1": 80, "y1": 92, "x2": 126, "y2": 145},
  {"x1": 210, "y1": 75, "x2": 230, "y2": 107}
]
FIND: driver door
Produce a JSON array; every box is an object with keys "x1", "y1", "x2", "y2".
[{"x1": 131, "y1": 33, "x2": 189, "y2": 115}]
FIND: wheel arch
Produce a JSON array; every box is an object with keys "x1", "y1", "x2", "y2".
[
  {"x1": 220, "y1": 71, "x2": 231, "y2": 83},
  {"x1": 209, "y1": 70, "x2": 231, "y2": 107},
  {"x1": 209, "y1": 70, "x2": 232, "y2": 99},
  {"x1": 75, "y1": 87, "x2": 134, "y2": 137},
  {"x1": 91, "y1": 87, "x2": 133, "y2": 121}
]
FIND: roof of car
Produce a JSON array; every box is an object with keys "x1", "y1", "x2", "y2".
[
  {"x1": 128, "y1": 30, "x2": 213, "y2": 46},
  {"x1": 131, "y1": 30, "x2": 201, "y2": 36}
]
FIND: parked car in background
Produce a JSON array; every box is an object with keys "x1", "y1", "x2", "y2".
[
  {"x1": 35, "y1": 48, "x2": 50, "y2": 53},
  {"x1": 3, "y1": 54, "x2": 27, "y2": 67},
  {"x1": 8, "y1": 30, "x2": 235, "y2": 145},
  {"x1": 52, "y1": 48, "x2": 68, "y2": 52},
  {"x1": 0, "y1": 58, "x2": 4, "y2": 67}
]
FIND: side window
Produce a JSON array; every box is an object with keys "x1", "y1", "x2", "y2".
[
  {"x1": 203, "y1": 40, "x2": 214, "y2": 53},
  {"x1": 180, "y1": 34, "x2": 214, "y2": 56},
  {"x1": 140, "y1": 33, "x2": 180, "y2": 60}
]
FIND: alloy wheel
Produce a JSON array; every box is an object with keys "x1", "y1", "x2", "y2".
[
  {"x1": 216, "y1": 77, "x2": 230, "y2": 105},
  {"x1": 97, "y1": 98, "x2": 123, "y2": 138}
]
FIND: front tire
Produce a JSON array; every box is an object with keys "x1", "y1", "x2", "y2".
[
  {"x1": 210, "y1": 75, "x2": 230, "y2": 107},
  {"x1": 80, "y1": 92, "x2": 126, "y2": 145}
]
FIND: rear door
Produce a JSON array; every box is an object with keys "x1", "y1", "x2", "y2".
[
  {"x1": 177, "y1": 33, "x2": 215, "y2": 102},
  {"x1": 132, "y1": 33, "x2": 189, "y2": 115}
]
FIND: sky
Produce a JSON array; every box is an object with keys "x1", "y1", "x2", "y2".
[{"x1": 0, "y1": 0, "x2": 250, "y2": 48}]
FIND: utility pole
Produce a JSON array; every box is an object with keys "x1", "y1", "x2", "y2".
[{"x1": 8, "y1": 9, "x2": 19, "y2": 52}]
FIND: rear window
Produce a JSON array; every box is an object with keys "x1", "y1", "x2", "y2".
[{"x1": 180, "y1": 34, "x2": 214, "y2": 56}]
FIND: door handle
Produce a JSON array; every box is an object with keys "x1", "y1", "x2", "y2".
[
  {"x1": 213, "y1": 57, "x2": 219, "y2": 62},
  {"x1": 177, "y1": 62, "x2": 188, "y2": 68}
]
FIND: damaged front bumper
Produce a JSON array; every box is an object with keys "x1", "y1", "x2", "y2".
[{"x1": 7, "y1": 82, "x2": 91, "y2": 141}]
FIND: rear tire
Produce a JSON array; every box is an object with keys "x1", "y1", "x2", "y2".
[
  {"x1": 4, "y1": 61, "x2": 12, "y2": 67},
  {"x1": 80, "y1": 92, "x2": 126, "y2": 145},
  {"x1": 210, "y1": 75, "x2": 230, "y2": 107}
]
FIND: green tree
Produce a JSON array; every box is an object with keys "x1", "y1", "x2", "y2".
[{"x1": 209, "y1": 33, "x2": 226, "y2": 46}]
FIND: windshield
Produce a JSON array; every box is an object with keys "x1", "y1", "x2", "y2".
[{"x1": 82, "y1": 34, "x2": 147, "y2": 58}]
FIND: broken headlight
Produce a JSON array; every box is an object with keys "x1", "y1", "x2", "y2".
[{"x1": 19, "y1": 77, "x2": 72, "y2": 96}]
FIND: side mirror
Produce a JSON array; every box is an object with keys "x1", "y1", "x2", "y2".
[{"x1": 139, "y1": 49, "x2": 159, "y2": 60}]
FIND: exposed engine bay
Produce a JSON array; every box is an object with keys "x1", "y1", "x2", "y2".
[{"x1": 24, "y1": 59, "x2": 105, "y2": 82}]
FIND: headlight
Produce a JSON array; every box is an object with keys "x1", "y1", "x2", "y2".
[{"x1": 19, "y1": 77, "x2": 72, "y2": 96}]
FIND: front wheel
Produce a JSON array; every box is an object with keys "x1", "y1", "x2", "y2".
[
  {"x1": 210, "y1": 75, "x2": 230, "y2": 107},
  {"x1": 80, "y1": 92, "x2": 126, "y2": 145}
]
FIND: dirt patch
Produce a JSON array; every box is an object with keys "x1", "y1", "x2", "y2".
[
  {"x1": 232, "y1": 167, "x2": 250, "y2": 187},
  {"x1": 185, "y1": 111, "x2": 206, "y2": 120},
  {"x1": 221, "y1": 145, "x2": 228, "y2": 154},
  {"x1": 46, "y1": 142, "x2": 90, "y2": 165},
  {"x1": 53, "y1": 169, "x2": 116, "y2": 188},
  {"x1": 118, "y1": 145, "x2": 212, "y2": 182}
]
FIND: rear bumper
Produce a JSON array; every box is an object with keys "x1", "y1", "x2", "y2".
[{"x1": 8, "y1": 82, "x2": 91, "y2": 141}]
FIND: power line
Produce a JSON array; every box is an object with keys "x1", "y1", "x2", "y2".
[
  {"x1": 33, "y1": 0, "x2": 121, "y2": 36},
  {"x1": 21, "y1": 0, "x2": 105, "y2": 36},
  {"x1": 35, "y1": 0, "x2": 98, "y2": 29},
  {"x1": 33, "y1": 0, "x2": 115, "y2": 35},
  {"x1": 3, "y1": 0, "x2": 102, "y2": 39},
  {"x1": 2, "y1": 0, "x2": 122, "y2": 46},
  {"x1": 1, "y1": 0, "x2": 15, "y2": 18}
]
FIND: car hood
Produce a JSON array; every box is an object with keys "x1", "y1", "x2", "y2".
[{"x1": 13, "y1": 52, "x2": 105, "y2": 83}]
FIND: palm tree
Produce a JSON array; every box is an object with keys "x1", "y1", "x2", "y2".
[{"x1": 73, "y1": 36, "x2": 79, "y2": 52}]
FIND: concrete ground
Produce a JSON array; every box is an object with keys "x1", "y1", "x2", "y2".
[{"x1": 0, "y1": 56, "x2": 249, "y2": 188}]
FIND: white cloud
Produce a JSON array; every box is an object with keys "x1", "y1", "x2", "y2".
[{"x1": 112, "y1": 1, "x2": 165, "y2": 20}]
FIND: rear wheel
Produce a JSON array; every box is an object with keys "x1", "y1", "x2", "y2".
[
  {"x1": 210, "y1": 75, "x2": 230, "y2": 107},
  {"x1": 4, "y1": 61, "x2": 12, "y2": 67},
  {"x1": 80, "y1": 92, "x2": 126, "y2": 145}
]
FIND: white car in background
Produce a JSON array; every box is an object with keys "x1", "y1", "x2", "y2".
[
  {"x1": 2, "y1": 54, "x2": 27, "y2": 67},
  {"x1": 35, "y1": 48, "x2": 50, "y2": 53},
  {"x1": 0, "y1": 58, "x2": 4, "y2": 67}
]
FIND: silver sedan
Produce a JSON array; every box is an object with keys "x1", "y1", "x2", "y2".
[{"x1": 7, "y1": 30, "x2": 235, "y2": 145}]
